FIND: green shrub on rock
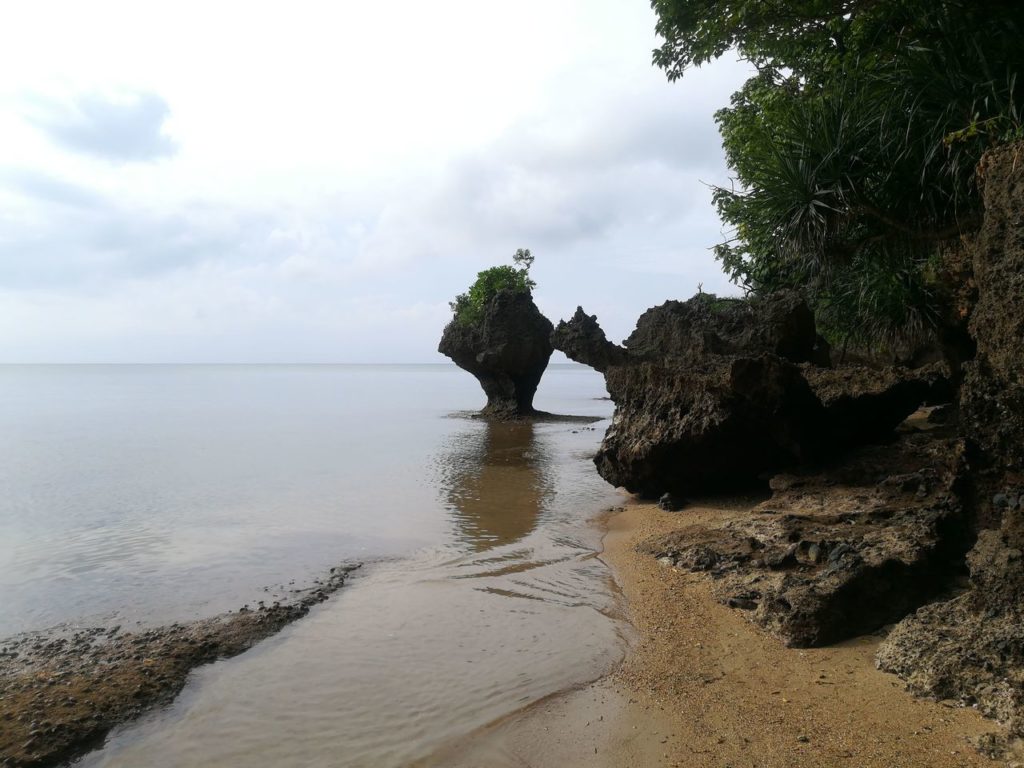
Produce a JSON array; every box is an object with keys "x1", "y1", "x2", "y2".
[{"x1": 449, "y1": 249, "x2": 536, "y2": 327}]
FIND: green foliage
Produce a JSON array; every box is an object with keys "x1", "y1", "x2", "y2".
[
  {"x1": 449, "y1": 249, "x2": 537, "y2": 327},
  {"x1": 652, "y1": 0, "x2": 1024, "y2": 346},
  {"x1": 692, "y1": 288, "x2": 746, "y2": 314}
]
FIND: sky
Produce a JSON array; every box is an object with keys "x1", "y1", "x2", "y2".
[{"x1": 0, "y1": 0, "x2": 752, "y2": 363}]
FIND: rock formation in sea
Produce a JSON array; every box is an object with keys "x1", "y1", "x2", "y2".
[
  {"x1": 551, "y1": 290, "x2": 947, "y2": 498},
  {"x1": 439, "y1": 289, "x2": 554, "y2": 419}
]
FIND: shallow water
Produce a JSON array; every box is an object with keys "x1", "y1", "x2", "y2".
[{"x1": 0, "y1": 364, "x2": 627, "y2": 766}]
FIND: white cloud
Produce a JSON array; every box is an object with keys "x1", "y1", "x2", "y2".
[
  {"x1": 0, "y1": 0, "x2": 752, "y2": 362},
  {"x1": 23, "y1": 89, "x2": 177, "y2": 162}
]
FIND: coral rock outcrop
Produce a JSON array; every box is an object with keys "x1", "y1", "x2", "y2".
[
  {"x1": 960, "y1": 141, "x2": 1024, "y2": 474},
  {"x1": 552, "y1": 291, "x2": 948, "y2": 497},
  {"x1": 643, "y1": 430, "x2": 971, "y2": 647},
  {"x1": 877, "y1": 141, "x2": 1024, "y2": 755}
]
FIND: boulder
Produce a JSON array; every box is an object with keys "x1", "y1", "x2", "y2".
[
  {"x1": 439, "y1": 289, "x2": 554, "y2": 419},
  {"x1": 596, "y1": 354, "x2": 826, "y2": 498},
  {"x1": 617, "y1": 290, "x2": 822, "y2": 364}
]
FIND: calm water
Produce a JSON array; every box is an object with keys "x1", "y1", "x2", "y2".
[{"x1": 0, "y1": 364, "x2": 626, "y2": 767}]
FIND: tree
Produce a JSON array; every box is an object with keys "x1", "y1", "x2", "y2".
[
  {"x1": 449, "y1": 249, "x2": 537, "y2": 327},
  {"x1": 651, "y1": 0, "x2": 1024, "y2": 346}
]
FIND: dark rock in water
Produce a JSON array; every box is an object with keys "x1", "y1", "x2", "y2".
[
  {"x1": 960, "y1": 142, "x2": 1024, "y2": 475},
  {"x1": 644, "y1": 430, "x2": 972, "y2": 647},
  {"x1": 439, "y1": 289, "x2": 554, "y2": 419},
  {"x1": 657, "y1": 493, "x2": 686, "y2": 512},
  {"x1": 552, "y1": 290, "x2": 948, "y2": 497}
]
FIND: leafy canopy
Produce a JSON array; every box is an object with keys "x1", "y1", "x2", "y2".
[
  {"x1": 652, "y1": 0, "x2": 1024, "y2": 346},
  {"x1": 449, "y1": 249, "x2": 536, "y2": 327}
]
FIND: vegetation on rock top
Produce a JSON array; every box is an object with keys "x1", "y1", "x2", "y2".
[
  {"x1": 651, "y1": 0, "x2": 1024, "y2": 349},
  {"x1": 449, "y1": 249, "x2": 536, "y2": 327}
]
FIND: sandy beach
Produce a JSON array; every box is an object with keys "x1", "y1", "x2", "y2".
[{"x1": 424, "y1": 500, "x2": 998, "y2": 767}]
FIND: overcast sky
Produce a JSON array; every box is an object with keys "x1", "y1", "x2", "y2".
[{"x1": 0, "y1": 0, "x2": 751, "y2": 363}]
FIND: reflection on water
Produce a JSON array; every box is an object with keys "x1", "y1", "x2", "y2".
[
  {"x1": 80, "y1": 416, "x2": 626, "y2": 768},
  {"x1": 440, "y1": 421, "x2": 552, "y2": 551}
]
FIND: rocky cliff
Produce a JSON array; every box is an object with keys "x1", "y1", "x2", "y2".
[
  {"x1": 875, "y1": 141, "x2": 1024, "y2": 758},
  {"x1": 598, "y1": 141, "x2": 1024, "y2": 756},
  {"x1": 552, "y1": 291, "x2": 947, "y2": 498},
  {"x1": 960, "y1": 142, "x2": 1024, "y2": 475},
  {"x1": 439, "y1": 289, "x2": 553, "y2": 419}
]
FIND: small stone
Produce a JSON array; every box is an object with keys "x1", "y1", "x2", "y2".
[
  {"x1": 806, "y1": 543, "x2": 822, "y2": 563},
  {"x1": 727, "y1": 596, "x2": 758, "y2": 610},
  {"x1": 797, "y1": 735, "x2": 810, "y2": 743},
  {"x1": 657, "y1": 493, "x2": 686, "y2": 512}
]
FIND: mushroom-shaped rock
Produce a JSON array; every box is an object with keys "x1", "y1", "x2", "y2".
[{"x1": 439, "y1": 289, "x2": 554, "y2": 419}]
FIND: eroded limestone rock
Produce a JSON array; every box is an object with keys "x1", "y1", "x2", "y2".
[
  {"x1": 642, "y1": 430, "x2": 971, "y2": 647},
  {"x1": 960, "y1": 141, "x2": 1024, "y2": 473},
  {"x1": 552, "y1": 291, "x2": 948, "y2": 497},
  {"x1": 877, "y1": 502, "x2": 1024, "y2": 747},
  {"x1": 439, "y1": 289, "x2": 553, "y2": 419},
  {"x1": 870, "y1": 142, "x2": 1024, "y2": 758}
]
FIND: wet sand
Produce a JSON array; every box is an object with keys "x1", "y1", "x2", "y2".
[
  {"x1": 426, "y1": 501, "x2": 998, "y2": 767},
  {"x1": 0, "y1": 565, "x2": 359, "y2": 768}
]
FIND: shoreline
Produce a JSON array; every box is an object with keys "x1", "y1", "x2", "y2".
[
  {"x1": 423, "y1": 500, "x2": 998, "y2": 767},
  {"x1": 0, "y1": 563, "x2": 360, "y2": 768},
  {"x1": 3, "y1": 492, "x2": 1000, "y2": 767}
]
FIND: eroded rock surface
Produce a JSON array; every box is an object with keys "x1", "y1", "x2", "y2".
[
  {"x1": 871, "y1": 143, "x2": 1024, "y2": 756},
  {"x1": 552, "y1": 291, "x2": 948, "y2": 497},
  {"x1": 804, "y1": 363, "x2": 953, "y2": 446},
  {"x1": 641, "y1": 429, "x2": 971, "y2": 647},
  {"x1": 597, "y1": 354, "x2": 826, "y2": 498},
  {"x1": 439, "y1": 289, "x2": 554, "y2": 419},
  {"x1": 549, "y1": 307, "x2": 627, "y2": 373},
  {"x1": 960, "y1": 141, "x2": 1024, "y2": 474},
  {"x1": 877, "y1": 502, "x2": 1024, "y2": 750}
]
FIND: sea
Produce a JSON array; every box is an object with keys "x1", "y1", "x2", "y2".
[{"x1": 0, "y1": 364, "x2": 628, "y2": 767}]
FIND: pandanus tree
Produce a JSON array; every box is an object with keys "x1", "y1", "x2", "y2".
[{"x1": 651, "y1": 0, "x2": 1024, "y2": 350}]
